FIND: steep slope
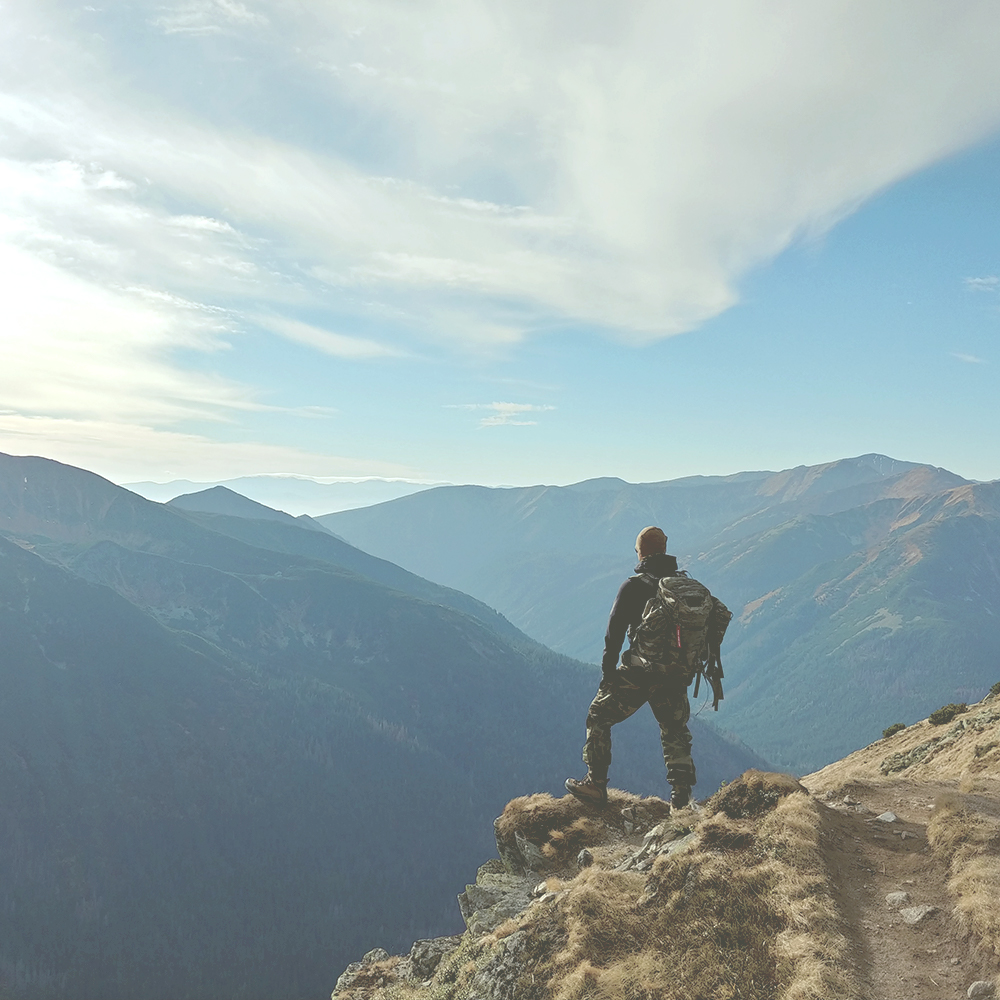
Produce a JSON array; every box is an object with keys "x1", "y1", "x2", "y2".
[
  {"x1": 0, "y1": 535, "x2": 478, "y2": 1000},
  {"x1": 0, "y1": 453, "x2": 767, "y2": 999},
  {"x1": 320, "y1": 454, "x2": 965, "y2": 664},
  {"x1": 707, "y1": 482, "x2": 1000, "y2": 770},
  {"x1": 333, "y1": 695, "x2": 1000, "y2": 1000},
  {"x1": 165, "y1": 505, "x2": 528, "y2": 645},
  {"x1": 321, "y1": 456, "x2": 993, "y2": 771}
]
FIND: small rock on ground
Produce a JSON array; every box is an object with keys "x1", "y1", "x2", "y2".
[
  {"x1": 876, "y1": 811, "x2": 898, "y2": 823},
  {"x1": 885, "y1": 891, "x2": 910, "y2": 908},
  {"x1": 900, "y1": 904, "x2": 938, "y2": 925},
  {"x1": 968, "y1": 982, "x2": 996, "y2": 999}
]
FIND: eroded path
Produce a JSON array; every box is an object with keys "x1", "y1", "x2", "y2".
[{"x1": 805, "y1": 777, "x2": 999, "y2": 1000}]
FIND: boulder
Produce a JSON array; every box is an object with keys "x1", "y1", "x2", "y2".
[
  {"x1": 406, "y1": 936, "x2": 462, "y2": 980},
  {"x1": 458, "y1": 870, "x2": 534, "y2": 935},
  {"x1": 899, "y1": 904, "x2": 938, "y2": 925},
  {"x1": 333, "y1": 946, "x2": 391, "y2": 993}
]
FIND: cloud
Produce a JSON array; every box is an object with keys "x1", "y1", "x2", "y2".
[
  {"x1": 0, "y1": 414, "x2": 419, "y2": 483},
  {"x1": 0, "y1": 238, "x2": 249, "y2": 425},
  {"x1": 258, "y1": 315, "x2": 404, "y2": 359},
  {"x1": 964, "y1": 275, "x2": 999, "y2": 292},
  {"x1": 951, "y1": 352, "x2": 988, "y2": 364},
  {"x1": 4, "y1": 1, "x2": 1000, "y2": 475},
  {"x1": 447, "y1": 402, "x2": 556, "y2": 427},
  {"x1": 152, "y1": 0, "x2": 269, "y2": 35},
  {"x1": 5, "y1": 2, "x2": 1000, "y2": 345}
]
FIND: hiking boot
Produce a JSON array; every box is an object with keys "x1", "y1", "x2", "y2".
[
  {"x1": 565, "y1": 775, "x2": 608, "y2": 807},
  {"x1": 670, "y1": 787, "x2": 691, "y2": 810}
]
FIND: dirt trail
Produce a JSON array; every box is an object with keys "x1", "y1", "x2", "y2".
[{"x1": 802, "y1": 776, "x2": 999, "y2": 1000}]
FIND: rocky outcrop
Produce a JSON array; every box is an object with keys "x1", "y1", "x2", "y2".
[
  {"x1": 331, "y1": 708, "x2": 1000, "y2": 1000},
  {"x1": 457, "y1": 862, "x2": 534, "y2": 936},
  {"x1": 881, "y1": 705, "x2": 1000, "y2": 775},
  {"x1": 330, "y1": 773, "x2": 834, "y2": 1000}
]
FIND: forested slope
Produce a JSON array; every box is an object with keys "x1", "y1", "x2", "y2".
[{"x1": 0, "y1": 453, "x2": 765, "y2": 999}]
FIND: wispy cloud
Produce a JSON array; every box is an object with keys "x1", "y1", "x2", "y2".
[
  {"x1": 964, "y1": 275, "x2": 999, "y2": 292},
  {"x1": 951, "y1": 352, "x2": 988, "y2": 364},
  {"x1": 259, "y1": 315, "x2": 404, "y2": 360},
  {"x1": 0, "y1": 238, "x2": 247, "y2": 425},
  {"x1": 0, "y1": 414, "x2": 418, "y2": 484},
  {"x1": 447, "y1": 402, "x2": 556, "y2": 427},
  {"x1": 152, "y1": 0, "x2": 269, "y2": 35}
]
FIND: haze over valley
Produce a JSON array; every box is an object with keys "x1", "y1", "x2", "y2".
[{"x1": 0, "y1": 452, "x2": 766, "y2": 998}]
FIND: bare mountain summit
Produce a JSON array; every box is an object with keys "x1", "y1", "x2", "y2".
[{"x1": 334, "y1": 691, "x2": 1000, "y2": 1000}]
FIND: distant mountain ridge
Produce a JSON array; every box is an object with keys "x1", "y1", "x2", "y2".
[
  {"x1": 321, "y1": 454, "x2": 997, "y2": 771},
  {"x1": 124, "y1": 474, "x2": 445, "y2": 515},
  {"x1": 167, "y1": 484, "x2": 335, "y2": 534}
]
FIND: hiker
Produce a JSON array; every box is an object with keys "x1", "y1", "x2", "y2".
[{"x1": 565, "y1": 526, "x2": 731, "y2": 810}]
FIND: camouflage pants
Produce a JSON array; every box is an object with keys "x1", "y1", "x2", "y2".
[{"x1": 581, "y1": 667, "x2": 695, "y2": 791}]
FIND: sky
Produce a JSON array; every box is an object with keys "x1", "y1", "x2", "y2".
[{"x1": 1, "y1": 0, "x2": 999, "y2": 487}]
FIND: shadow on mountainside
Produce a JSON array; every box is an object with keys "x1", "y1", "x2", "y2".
[{"x1": 333, "y1": 698, "x2": 1000, "y2": 1000}]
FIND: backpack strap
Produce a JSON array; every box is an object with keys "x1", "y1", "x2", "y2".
[
  {"x1": 705, "y1": 648, "x2": 724, "y2": 710},
  {"x1": 695, "y1": 599, "x2": 731, "y2": 710}
]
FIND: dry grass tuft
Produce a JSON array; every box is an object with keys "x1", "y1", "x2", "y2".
[
  {"x1": 496, "y1": 789, "x2": 672, "y2": 871},
  {"x1": 928, "y1": 792, "x2": 1000, "y2": 964},
  {"x1": 699, "y1": 813, "x2": 757, "y2": 851},
  {"x1": 709, "y1": 769, "x2": 808, "y2": 820},
  {"x1": 761, "y1": 793, "x2": 860, "y2": 1000},
  {"x1": 544, "y1": 856, "x2": 785, "y2": 1000},
  {"x1": 495, "y1": 792, "x2": 588, "y2": 845},
  {"x1": 496, "y1": 789, "x2": 667, "y2": 844},
  {"x1": 541, "y1": 817, "x2": 608, "y2": 864},
  {"x1": 532, "y1": 776, "x2": 857, "y2": 1000}
]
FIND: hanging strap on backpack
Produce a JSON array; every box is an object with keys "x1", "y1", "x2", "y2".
[
  {"x1": 705, "y1": 645, "x2": 724, "y2": 710},
  {"x1": 692, "y1": 645, "x2": 724, "y2": 710}
]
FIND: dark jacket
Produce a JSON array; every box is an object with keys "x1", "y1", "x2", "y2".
[{"x1": 601, "y1": 551, "x2": 679, "y2": 674}]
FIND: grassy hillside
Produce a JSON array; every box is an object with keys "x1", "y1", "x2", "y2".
[{"x1": 711, "y1": 483, "x2": 1000, "y2": 769}]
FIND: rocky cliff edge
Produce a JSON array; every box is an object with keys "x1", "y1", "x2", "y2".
[{"x1": 333, "y1": 694, "x2": 1000, "y2": 1000}]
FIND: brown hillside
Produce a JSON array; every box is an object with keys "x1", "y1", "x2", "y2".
[{"x1": 333, "y1": 695, "x2": 1000, "y2": 1000}]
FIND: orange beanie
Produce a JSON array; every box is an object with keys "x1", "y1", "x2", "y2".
[{"x1": 635, "y1": 526, "x2": 667, "y2": 557}]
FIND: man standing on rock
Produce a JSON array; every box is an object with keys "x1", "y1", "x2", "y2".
[{"x1": 566, "y1": 526, "x2": 729, "y2": 811}]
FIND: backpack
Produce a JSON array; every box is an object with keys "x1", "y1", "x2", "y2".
[{"x1": 627, "y1": 572, "x2": 733, "y2": 709}]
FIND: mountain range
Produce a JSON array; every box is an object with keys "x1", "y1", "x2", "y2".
[
  {"x1": 0, "y1": 453, "x2": 764, "y2": 999},
  {"x1": 320, "y1": 454, "x2": 999, "y2": 771},
  {"x1": 124, "y1": 475, "x2": 442, "y2": 515}
]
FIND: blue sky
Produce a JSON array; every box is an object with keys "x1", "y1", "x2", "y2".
[{"x1": 1, "y1": 0, "x2": 998, "y2": 486}]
